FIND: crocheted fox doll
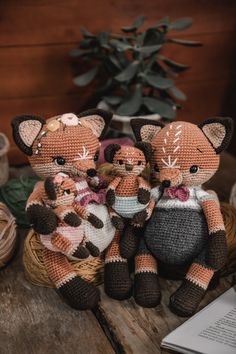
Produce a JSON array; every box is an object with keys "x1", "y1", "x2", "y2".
[
  {"x1": 12, "y1": 110, "x2": 115, "y2": 310},
  {"x1": 104, "y1": 143, "x2": 155, "y2": 258},
  {"x1": 105, "y1": 117, "x2": 233, "y2": 316},
  {"x1": 40, "y1": 174, "x2": 104, "y2": 259}
]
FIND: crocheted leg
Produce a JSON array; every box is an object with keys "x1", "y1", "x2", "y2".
[
  {"x1": 134, "y1": 239, "x2": 161, "y2": 308},
  {"x1": 43, "y1": 249, "x2": 100, "y2": 310},
  {"x1": 104, "y1": 230, "x2": 132, "y2": 300},
  {"x1": 120, "y1": 223, "x2": 140, "y2": 259},
  {"x1": 169, "y1": 261, "x2": 214, "y2": 317}
]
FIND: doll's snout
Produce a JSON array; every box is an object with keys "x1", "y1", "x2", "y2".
[
  {"x1": 125, "y1": 163, "x2": 134, "y2": 171},
  {"x1": 159, "y1": 168, "x2": 182, "y2": 187}
]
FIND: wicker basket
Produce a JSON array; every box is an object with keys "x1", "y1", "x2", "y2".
[
  {"x1": 0, "y1": 133, "x2": 9, "y2": 187},
  {"x1": 0, "y1": 202, "x2": 17, "y2": 268},
  {"x1": 23, "y1": 229, "x2": 104, "y2": 288}
]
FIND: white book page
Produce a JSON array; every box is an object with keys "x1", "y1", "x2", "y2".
[{"x1": 162, "y1": 286, "x2": 236, "y2": 354}]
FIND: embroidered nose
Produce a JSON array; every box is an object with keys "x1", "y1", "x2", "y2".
[
  {"x1": 125, "y1": 163, "x2": 133, "y2": 171},
  {"x1": 161, "y1": 180, "x2": 171, "y2": 188},
  {"x1": 87, "y1": 168, "x2": 97, "y2": 177}
]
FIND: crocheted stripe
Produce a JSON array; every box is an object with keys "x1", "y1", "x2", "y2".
[
  {"x1": 186, "y1": 263, "x2": 214, "y2": 290},
  {"x1": 113, "y1": 196, "x2": 148, "y2": 218},
  {"x1": 135, "y1": 254, "x2": 157, "y2": 274},
  {"x1": 55, "y1": 272, "x2": 77, "y2": 288}
]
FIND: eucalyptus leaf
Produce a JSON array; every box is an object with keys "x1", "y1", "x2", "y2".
[
  {"x1": 115, "y1": 61, "x2": 139, "y2": 82},
  {"x1": 142, "y1": 97, "x2": 176, "y2": 119},
  {"x1": 169, "y1": 86, "x2": 187, "y2": 101},
  {"x1": 137, "y1": 44, "x2": 162, "y2": 55},
  {"x1": 160, "y1": 56, "x2": 190, "y2": 71},
  {"x1": 69, "y1": 48, "x2": 93, "y2": 57},
  {"x1": 116, "y1": 85, "x2": 142, "y2": 115},
  {"x1": 169, "y1": 38, "x2": 202, "y2": 47},
  {"x1": 98, "y1": 32, "x2": 110, "y2": 48},
  {"x1": 145, "y1": 74, "x2": 174, "y2": 89},
  {"x1": 73, "y1": 67, "x2": 98, "y2": 86},
  {"x1": 103, "y1": 95, "x2": 122, "y2": 105},
  {"x1": 151, "y1": 16, "x2": 170, "y2": 29},
  {"x1": 80, "y1": 27, "x2": 96, "y2": 38},
  {"x1": 110, "y1": 39, "x2": 133, "y2": 51},
  {"x1": 144, "y1": 29, "x2": 164, "y2": 46},
  {"x1": 109, "y1": 54, "x2": 122, "y2": 69},
  {"x1": 170, "y1": 18, "x2": 193, "y2": 31},
  {"x1": 80, "y1": 38, "x2": 97, "y2": 49},
  {"x1": 122, "y1": 15, "x2": 145, "y2": 33}
]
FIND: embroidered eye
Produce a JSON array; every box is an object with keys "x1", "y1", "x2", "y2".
[
  {"x1": 154, "y1": 164, "x2": 160, "y2": 172},
  {"x1": 190, "y1": 165, "x2": 199, "y2": 174},
  {"x1": 118, "y1": 160, "x2": 123, "y2": 165},
  {"x1": 137, "y1": 160, "x2": 142, "y2": 166},
  {"x1": 53, "y1": 156, "x2": 66, "y2": 166},
  {"x1": 63, "y1": 189, "x2": 71, "y2": 195},
  {"x1": 94, "y1": 151, "x2": 99, "y2": 162}
]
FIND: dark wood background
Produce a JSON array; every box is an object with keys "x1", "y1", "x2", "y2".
[{"x1": 0, "y1": 0, "x2": 235, "y2": 165}]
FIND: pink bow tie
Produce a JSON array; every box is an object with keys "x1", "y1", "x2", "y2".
[{"x1": 166, "y1": 186, "x2": 190, "y2": 202}]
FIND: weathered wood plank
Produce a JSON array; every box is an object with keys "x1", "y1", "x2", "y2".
[
  {"x1": 0, "y1": 0, "x2": 236, "y2": 46},
  {"x1": 0, "y1": 230, "x2": 115, "y2": 354},
  {"x1": 96, "y1": 277, "x2": 233, "y2": 354},
  {"x1": 0, "y1": 32, "x2": 235, "y2": 99}
]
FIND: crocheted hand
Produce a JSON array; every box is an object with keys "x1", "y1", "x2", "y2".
[
  {"x1": 106, "y1": 188, "x2": 115, "y2": 206},
  {"x1": 137, "y1": 188, "x2": 150, "y2": 204},
  {"x1": 27, "y1": 205, "x2": 58, "y2": 235},
  {"x1": 87, "y1": 213, "x2": 104, "y2": 229}
]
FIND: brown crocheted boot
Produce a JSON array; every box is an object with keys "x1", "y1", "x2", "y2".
[
  {"x1": 58, "y1": 275, "x2": 100, "y2": 310},
  {"x1": 104, "y1": 261, "x2": 132, "y2": 300},
  {"x1": 134, "y1": 272, "x2": 161, "y2": 308},
  {"x1": 169, "y1": 279, "x2": 206, "y2": 317}
]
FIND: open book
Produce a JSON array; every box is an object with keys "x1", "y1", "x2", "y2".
[{"x1": 161, "y1": 286, "x2": 236, "y2": 354}]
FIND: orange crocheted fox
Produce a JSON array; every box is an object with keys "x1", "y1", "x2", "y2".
[
  {"x1": 40, "y1": 174, "x2": 103, "y2": 259},
  {"x1": 104, "y1": 143, "x2": 155, "y2": 258}
]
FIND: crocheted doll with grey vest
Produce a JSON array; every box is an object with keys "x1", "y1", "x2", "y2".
[
  {"x1": 104, "y1": 143, "x2": 155, "y2": 259},
  {"x1": 12, "y1": 110, "x2": 115, "y2": 310},
  {"x1": 105, "y1": 117, "x2": 233, "y2": 317}
]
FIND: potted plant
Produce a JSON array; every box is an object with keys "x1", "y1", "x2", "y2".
[{"x1": 70, "y1": 15, "x2": 201, "y2": 130}]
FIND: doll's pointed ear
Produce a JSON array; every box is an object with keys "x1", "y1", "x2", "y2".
[
  {"x1": 198, "y1": 117, "x2": 234, "y2": 154},
  {"x1": 104, "y1": 144, "x2": 121, "y2": 163},
  {"x1": 78, "y1": 109, "x2": 113, "y2": 140},
  {"x1": 131, "y1": 118, "x2": 164, "y2": 142},
  {"x1": 11, "y1": 115, "x2": 46, "y2": 156},
  {"x1": 134, "y1": 142, "x2": 153, "y2": 162}
]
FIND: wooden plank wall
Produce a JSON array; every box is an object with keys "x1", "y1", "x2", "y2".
[{"x1": 0, "y1": 0, "x2": 235, "y2": 165}]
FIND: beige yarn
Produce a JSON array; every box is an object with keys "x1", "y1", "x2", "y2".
[{"x1": 0, "y1": 203, "x2": 17, "y2": 267}]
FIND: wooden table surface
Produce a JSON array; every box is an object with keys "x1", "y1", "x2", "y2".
[{"x1": 0, "y1": 152, "x2": 236, "y2": 354}]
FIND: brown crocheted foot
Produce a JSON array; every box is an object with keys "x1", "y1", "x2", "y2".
[
  {"x1": 58, "y1": 275, "x2": 100, "y2": 310},
  {"x1": 72, "y1": 245, "x2": 90, "y2": 259},
  {"x1": 85, "y1": 241, "x2": 100, "y2": 257},
  {"x1": 120, "y1": 226, "x2": 139, "y2": 259},
  {"x1": 169, "y1": 279, "x2": 206, "y2": 317},
  {"x1": 111, "y1": 216, "x2": 125, "y2": 231},
  {"x1": 132, "y1": 210, "x2": 148, "y2": 227},
  {"x1": 134, "y1": 272, "x2": 161, "y2": 308},
  {"x1": 27, "y1": 204, "x2": 58, "y2": 234},
  {"x1": 87, "y1": 213, "x2": 104, "y2": 229},
  {"x1": 64, "y1": 212, "x2": 81, "y2": 227},
  {"x1": 104, "y1": 261, "x2": 132, "y2": 300}
]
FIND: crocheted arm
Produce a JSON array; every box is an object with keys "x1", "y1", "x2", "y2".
[
  {"x1": 51, "y1": 232, "x2": 76, "y2": 255},
  {"x1": 199, "y1": 193, "x2": 227, "y2": 270},
  {"x1": 73, "y1": 203, "x2": 104, "y2": 229},
  {"x1": 137, "y1": 177, "x2": 151, "y2": 204},
  {"x1": 26, "y1": 181, "x2": 58, "y2": 235},
  {"x1": 106, "y1": 176, "x2": 122, "y2": 206}
]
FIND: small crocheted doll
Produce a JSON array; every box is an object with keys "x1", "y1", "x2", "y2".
[
  {"x1": 40, "y1": 174, "x2": 104, "y2": 259},
  {"x1": 105, "y1": 117, "x2": 233, "y2": 316},
  {"x1": 104, "y1": 143, "x2": 155, "y2": 258},
  {"x1": 12, "y1": 110, "x2": 115, "y2": 310}
]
